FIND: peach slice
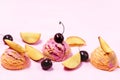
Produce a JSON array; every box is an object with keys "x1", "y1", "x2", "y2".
[
  {"x1": 4, "y1": 40, "x2": 25, "y2": 54},
  {"x1": 20, "y1": 32, "x2": 41, "y2": 44},
  {"x1": 25, "y1": 44, "x2": 44, "y2": 61},
  {"x1": 98, "y1": 36, "x2": 113, "y2": 53},
  {"x1": 62, "y1": 53, "x2": 81, "y2": 69},
  {"x1": 65, "y1": 36, "x2": 86, "y2": 47}
]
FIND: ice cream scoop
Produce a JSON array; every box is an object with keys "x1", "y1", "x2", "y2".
[
  {"x1": 1, "y1": 48, "x2": 30, "y2": 70},
  {"x1": 42, "y1": 38, "x2": 71, "y2": 62},
  {"x1": 90, "y1": 36, "x2": 119, "y2": 71}
]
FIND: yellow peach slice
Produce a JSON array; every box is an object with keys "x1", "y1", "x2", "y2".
[
  {"x1": 20, "y1": 32, "x2": 41, "y2": 44},
  {"x1": 25, "y1": 44, "x2": 44, "y2": 61},
  {"x1": 98, "y1": 36, "x2": 113, "y2": 53},
  {"x1": 62, "y1": 53, "x2": 81, "y2": 69},
  {"x1": 4, "y1": 40, "x2": 25, "y2": 54},
  {"x1": 66, "y1": 36, "x2": 86, "y2": 47}
]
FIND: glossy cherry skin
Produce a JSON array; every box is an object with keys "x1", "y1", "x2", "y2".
[
  {"x1": 54, "y1": 33, "x2": 64, "y2": 43},
  {"x1": 3, "y1": 34, "x2": 13, "y2": 44},
  {"x1": 80, "y1": 50, "x2": 89, "y2": 61},
  {"x1": 41, "y1": 58, "x2": 53, "y2": 70}
]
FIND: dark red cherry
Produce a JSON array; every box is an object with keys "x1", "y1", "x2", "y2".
[
  {"x1": 54, "y1": 21, "x2": 65, "y2": 43},
  {"x1": 80, "y1": 50, "x2": 89, "y2": 61},
  {"x1": 54, "y1": 33, "x2": 64, "y2": 43},
  {"x1": 3, "y1": 34, "x2": 13, "y2": 44},
  {"x1": 41, "y1": 58, "x2": 52, "y2": 70}
]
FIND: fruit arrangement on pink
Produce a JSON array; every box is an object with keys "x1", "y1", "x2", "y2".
[{"x1": 0, "y1": 21, "x2": 119, "y2": 71}]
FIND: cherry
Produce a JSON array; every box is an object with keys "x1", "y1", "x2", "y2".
[
  {"x1": 54, "y1": 33, "x2": 64, "y2": 43},
  {"x1": 80, "y1": 50, "x2": 89, "y2": 61},
  {"x1": 54, "y1": 21, "x2": 65, "y2": 43},
  {"x1": 41, "y1": 58, "x2": 52, "y2": 70},
  {"x1": 3, "y1": 34, "x2": 13, "y2": 44}
]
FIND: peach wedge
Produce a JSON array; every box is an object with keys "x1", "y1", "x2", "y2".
[
  {"x1": 20, "y1": 32, "x2": 41, "y2": 44},
  {"x1": 25, "y1": 44, "x2": 44, "y2": 61},
  {"x1": 66, "y1": 36, "x2": 86, "y2": 47},
  {"x1": 98, "y1": 36, "x2": 113, "y2": 53},
  {"x1": 62, "y1": 53, "x2": 81, "y2": 69},
  {"x1": 4, "y1": 39, "x2": 25, "y2": 54}
]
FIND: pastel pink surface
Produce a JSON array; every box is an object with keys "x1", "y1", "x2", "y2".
[{"x1": 0, "y1": 0, "x2": 120, "y2": 80}]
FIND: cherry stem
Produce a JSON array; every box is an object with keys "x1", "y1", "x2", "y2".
[{"x1": 59, "y1": 21, "x2": 65, "y2": 34}]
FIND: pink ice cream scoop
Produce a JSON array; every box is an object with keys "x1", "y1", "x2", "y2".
[{"x1": 42, "y1": 38, "x2": 71, "y2": 62}]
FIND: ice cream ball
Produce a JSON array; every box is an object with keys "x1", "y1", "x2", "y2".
[
  {"x1": 90, "y1": 47, "x2": 118, "y2": 71},
  {"x1": 42, "y1": 38, "x2": 71, "y2": 62},
  {"x1": 1, "y1": 48, "x2": 30, "y2": 70},
  {"x1": 90, "y1": 36, "x2": 119, "y2": 71}
]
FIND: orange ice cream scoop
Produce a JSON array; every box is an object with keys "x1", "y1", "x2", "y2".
[
  {"x1": 1, "y1": 48, "x2": 30, "y2": 70},
  {"x1": 90, "y1": 47, "x2": 118, "y2": 71},
  {"x1": 90, "y1": 36, "x2": 119, "y2": 71}
]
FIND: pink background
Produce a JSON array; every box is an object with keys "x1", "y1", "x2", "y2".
[{"x1": 0, "y1": 0, "x2": 120, "y2": 80}]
